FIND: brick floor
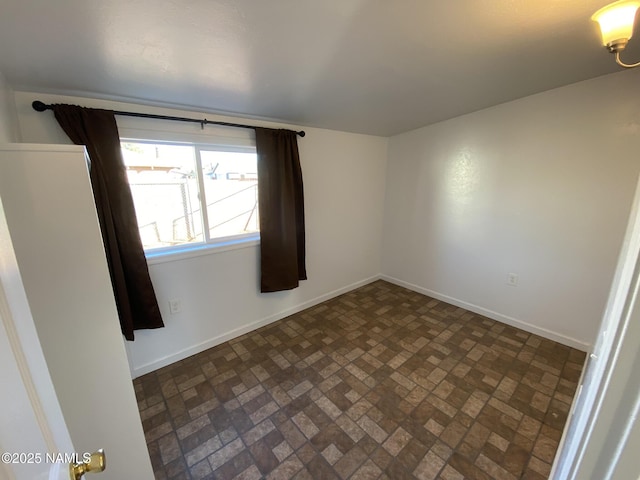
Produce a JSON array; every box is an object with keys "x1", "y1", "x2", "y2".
[{"x1": 134, "y1": 280, "x2": 585, "y2": 479}]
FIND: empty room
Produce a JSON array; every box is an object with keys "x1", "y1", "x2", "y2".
[{"x1": 1, "y1": 1, "x2": 640, "y2": 480}]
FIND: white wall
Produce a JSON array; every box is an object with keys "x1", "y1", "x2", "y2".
[
  {"x1": 382, "y1": 69, "x2": 640, "y2": 350},
  {"x1": 14, "y1": 68, "x2": 636, "y2": 369},
  {"x1": 13, "y1": 91, "x2": 388, "y2": 377},
  {"x1": 0, "y1": 71, "x2": 18, "y2": 142}
]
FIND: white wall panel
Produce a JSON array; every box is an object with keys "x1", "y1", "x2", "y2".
[
  {"x1": 0, "y1": 71, "x2": 18, "y2": 143},
  {"x1": 382, "y1": 69, "x2": 640, "y2": 349},
  {"x1": 13, "y1": 91, "x2": 388, "y2": 376}
]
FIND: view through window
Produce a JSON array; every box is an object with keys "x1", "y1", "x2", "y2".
[{"x1": 121, "y1": 141, "x2": 259, "y2": 251}]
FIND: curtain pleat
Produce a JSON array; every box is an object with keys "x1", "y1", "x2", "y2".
[
  {"x1": 255, "y1": 128, "x2": 306, "y2": 292},
  {"x1": 52, "y1": 104, "x2": 164, "y2": 340}
]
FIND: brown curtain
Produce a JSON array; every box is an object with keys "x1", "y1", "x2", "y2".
[
  {"x1": 255, "y1": 128, "x2": 307, "y2": 292},
  {"x1": 52, "y1": 104, "x2": 164, "y2": 340}
]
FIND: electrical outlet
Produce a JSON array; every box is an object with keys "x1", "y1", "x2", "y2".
[
  {"x1": 507, "y1": 273, "x2": 519, "y2": 286},
  {"x1": 169, "y1": 298, "x2": 182, "y2": 314}
]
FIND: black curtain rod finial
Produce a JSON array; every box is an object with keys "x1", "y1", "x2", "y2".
[
  {"x1": 32, "y1": 100, "x2": 50, "y2": 112},
  {"x1": 31, "y1": 99, "x2": 306, "y2": 137}
]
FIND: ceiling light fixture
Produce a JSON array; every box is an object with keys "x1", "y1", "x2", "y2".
[{"x1": 592, "y1": 0, "x2": 640, "y2": 68}]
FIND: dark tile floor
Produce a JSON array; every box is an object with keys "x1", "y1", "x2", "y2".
[{"x1": 134, "y1": 280, "x2": 585, "y2": 480}]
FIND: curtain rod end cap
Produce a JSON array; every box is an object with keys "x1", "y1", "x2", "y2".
[{"x1": 32, "y1": 101, "x2": 49, "y2": 112}]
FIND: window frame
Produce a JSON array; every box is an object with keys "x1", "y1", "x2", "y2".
[{"x1": 121, "y1": 137, "x2": 260, "y2": 262}]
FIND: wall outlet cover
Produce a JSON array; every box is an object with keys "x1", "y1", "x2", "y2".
[{"x1": 169, "y1": 298, "x2": 182, "y2": 314}]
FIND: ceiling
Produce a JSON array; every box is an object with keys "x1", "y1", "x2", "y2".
[{"x1": 0, "y1": 0, "x2": 636, "y2": 136}]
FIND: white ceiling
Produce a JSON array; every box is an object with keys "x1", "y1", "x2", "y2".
[{"x1": 0, "y1": 0, "x2": 636, "y2": 136}]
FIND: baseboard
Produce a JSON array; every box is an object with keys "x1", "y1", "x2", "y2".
[
  {"x1": 131, "y1": 274, "x2": 382, "y2": 378},
  {"x1": 381, "y1": 275, "x2": 591, "y2": 352},
  {"x1": 132, "y1": 273, "x2": 590, "y2": 378}
]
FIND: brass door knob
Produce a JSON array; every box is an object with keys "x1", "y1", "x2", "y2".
[{"x1": 70, "y1": 449, "x2": 106, "y2": 480}]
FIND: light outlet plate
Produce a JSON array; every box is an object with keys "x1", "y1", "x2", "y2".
[
  {"x1": 507, "y1": 273, "x2": 519, "y2": 286},
  {"x1": 169, "y1": 298, "x2": 182, "y2": 314}
]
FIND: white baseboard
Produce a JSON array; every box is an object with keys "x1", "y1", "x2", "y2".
[
  {"x1": 131, "y1": 275, "x2": 382, "y2": 378},
  {"x1": 132, "y1": 273, "x2": 590, "y2": 378},
  {"x1": 381, "y1": 275, "x2": 591, "y2": 352}
]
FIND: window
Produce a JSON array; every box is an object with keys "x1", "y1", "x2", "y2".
[{"x1": 121, "y1": 140, "x2": 259, "y2": 254}]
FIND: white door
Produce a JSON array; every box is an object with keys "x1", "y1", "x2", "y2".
[
  {"x1": 551, "y1": 174, "x2": 640, "y2": 480},
  {"x1": 0, "y1": 144, "x2": 154, "y2": 480},
  {"x1": 0, "y1": 193, "x2": 74, "y2": 480}
]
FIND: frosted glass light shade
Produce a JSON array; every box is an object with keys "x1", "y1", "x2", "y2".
[{"x1": 592, "y1": 1, "x2": 640, "y2": 48}]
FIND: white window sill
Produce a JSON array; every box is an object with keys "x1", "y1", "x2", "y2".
[{"x1": 145, "y1": 234, "x2": 260, "y2": 265}]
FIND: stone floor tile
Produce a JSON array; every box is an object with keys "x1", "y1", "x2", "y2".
[{"x1": 134, "y1": 280, "x2": 585, "y2": 480}]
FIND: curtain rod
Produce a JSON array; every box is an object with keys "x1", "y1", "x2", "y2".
[{"x1": 31, "y1": 100, "x2": 306, "y2": 137}]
